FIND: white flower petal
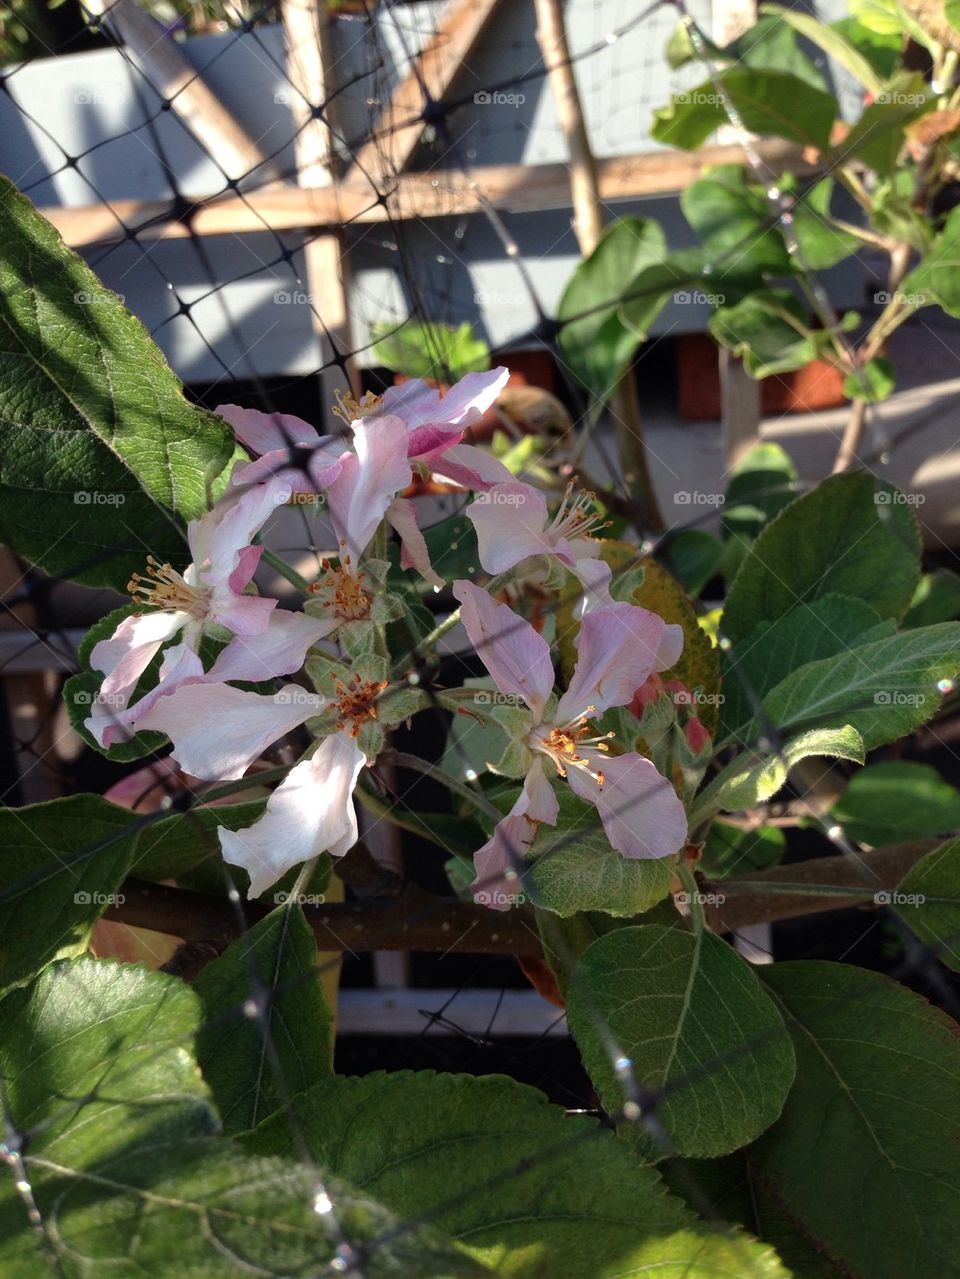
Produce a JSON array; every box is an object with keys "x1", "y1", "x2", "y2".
[{"x1": 220, "y1": 734, "x2": 364, "y2": 898}]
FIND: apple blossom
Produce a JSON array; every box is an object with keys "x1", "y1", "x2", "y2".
[
  {"x1": 452, "y1": 580, "x2": 687, "y2": 910},
  {"x1": 466, "y1": 479, "x2": 615, "y2": 609},
  {"x1": 85, "y1": 477, "x2": 318, "y2": 747}
]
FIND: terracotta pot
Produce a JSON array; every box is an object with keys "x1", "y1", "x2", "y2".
[{"x1": 676, "y1": 332, "x2": 846, "y2": 422}]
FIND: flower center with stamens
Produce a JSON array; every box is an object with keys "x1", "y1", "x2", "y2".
[
  {"x1": 531, "y1": 708, "x2": 615, "y2": 786},
  {"x1": 333, "y1": 674, "x2": 389, "y2": 737},
  {"x1": 128, "y1": 556, "x2": 209, "y2": 617},
  {"x1": 332, "y1": 389, "x2": 384, "y2": 425},
  {"x1": 308, "y1": 565, "x2": 371, "y2": 621},
  {"x1": 547, "y1": 481, "x2": 611, "y2": 546}
]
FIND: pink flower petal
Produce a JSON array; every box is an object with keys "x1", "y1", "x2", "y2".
[
  {"x1": 555, "y1": 603, "x2": 669, "y2": 723},
  {"x1": 571, "y1": 554, "x2": 614, "y2": 614},
  {"x1": 425, "y1": 442, "x2": 514, "y2": 490},
  {"x1": 133, "y1": 682, "x2": 318, "y2": 780},
  {"x1": 467, "y1": 483, "x2": 561, "y2": 574},
  {"x1": 207, "y1": 611, "x2": 336, "y2": 683},
  {"x1": 452, "y1": 580, "x2": 554, "y2": 719},
  {"x1": 566, "y1": 750, "x2": 686, "y2": 860},
  {"x1": 88, "y1": 642, "x2": 204, "y2": 748},
  {"x1": 220, "y1": 733, "x2": 364, "y2": 898},
  {"x1": 228, "y1": 544, "x2": 264, "y2": 594},
  {"x1": 216, "y1": 404, "x2": 320, "y2": 454},
  {"x1": 212, "y1": 591, "x2": 278, "y2": 639},
  {"x1": 386, "y1": 497, "x2": 444, "y2": 589},
  {"x1": 326, "y1": 416, "x2": 412, "y2": 565},
  {"x1": 656, "y1": 623, "x2": 685, "y2": 672},
  {"x1": 228, "y1": 443, "x2": 346, "y2": 494},
  {"x1": 392, "y1": 368, "x2": 509, "y2": 456},
  {"x1": 470, "y1": 759, "x2": 558, "y2": 910}
]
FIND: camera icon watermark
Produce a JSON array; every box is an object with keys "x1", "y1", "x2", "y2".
[
  {"x1": 474, "y1": 90, "x2": 526, "y2": 107},
  {"x1": 473, "y1": 489, "x2": 528, "y2": 506},
  {"x1": 74, "y1": 890, "x2": 125, "y2": 906},
  {"x1": 73, "y1": 88, "x2": 126, "y2": 106},
  {"x1": 873, "y1": 690, "x2": 925, "y2": 707},
  {"x1": 874, "y1": 490, "x2": 925, "y2": 506},
  {"x1": 74, "y1": 490, "x2": 126, "y2": 506},
  {"x1": 874, "y1": 290, "x2": 928, "y2": 307},
  {"x1": 474, "y1": 890, "x2": 526, "y2": 906},
  {"x1": 673, "y1": 689, "x2": 725, "y2": 707},
  {"x1": 675, "y1": 890, "x2": 726, "y2": 907},
  {"x1": 874, "y1": 91, "x2": 927, "y2": 106},
  {"x1": 74, "y1": 291, "x2": 124, "y2": 306},
  {"x1": 675, "y1": 490, "x2": 724, "y2": 507},
  {"x1": 473, "y1": 690, "x2": 525, "y2": 707},
  {"x1": 273, "y1": 290, "x2": 317, "y2": 305},
  {"x1": 273, "y1": 689, "x2": 326, "y2": 708},
  {"x1": 674, "y1": 289, "x2": 725, "y2": 306},
  {"x1": 676, "y1": 91, "x2": 725, "y2": 105},
  {"x1": 873, "y1": 890, "x2": 925, "y2": 906},
  {"x1": 274, "y1": 891, "x2": 327, "y2": 905},
  {"x1": 72, "y1": 689, "x2": 125, "y2": 708},
  {"x1": 473, "y1": 289, "x2": 522, "y2": 306}
]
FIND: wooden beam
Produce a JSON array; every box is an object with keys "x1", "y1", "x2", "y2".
[
  {"x1": 80, "y1": 0, "x2": 280, "y2": 184},
  {"x1": 345, "y1": 0, "x2": 503, "y2": 184},
  {"x1": 40, "y1": 141, "x2": 813, "y2": 249},
  {"x1": 280, "y1": 0, "x2": 360, "y2": 397}
]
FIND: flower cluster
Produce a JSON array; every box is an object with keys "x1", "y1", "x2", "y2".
[{"x1": 85, "y1": 368, "x2": 688, "y2": 904}]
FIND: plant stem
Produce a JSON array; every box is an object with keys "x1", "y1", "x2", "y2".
[
  {"x1": 260, "y1": 546, "x2": 311, "y2": 593},
  {"x1": 385, "y1": 749, "x2": 504, "y2": 822}
]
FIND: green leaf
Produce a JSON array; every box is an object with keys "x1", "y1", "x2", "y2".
[
  {"x1": 660, "y1": 529, "x2": 724, "y2": 596},
  {"x1": 831, "y1": 761, "x2": 960, "y2": 847},
  {"x1": 897, "y1": 837, "x2": 960, "y2": 970},
  {"x1": 830, "y1": 16, "x2": 903, "y2": 79},
  {"x1": 370, "y1": 318, "x2": 489, "y2": 382},
  {"x1": 618, "y1": 247, "x2": 714, "y2": 336},
  {"x1": 843, "y1": 355, "x2": 896, "y2": 401},
  {"x1": 703, "y1": 821, "x2": 786, "y2": 880},
  {"x1": 789, "y1": 177, "x2": 861, "y2": 270},
  {"x1": 522, "y1": 792, "x2": 676, "y2": 916},
  {"x1": 718, "y1": 594, "x2": 894, "y2": 746},
  {"x1": 0, "y1": 959, "x2": 478, "y2": 1277},
  {"x1": 566, "y1": 925, "x2": 796, "y2": 1158},
  {"x1": 905, "y1": 567, "x2": 960, "y2": 627},
  {"x1": 131, "y1": 800, "x2": 268, "y2": 883},
  {"x1": 681, "y1": 166, "x2": 791, "y2": 284},
  {"x1": 194, "y1": 905, "x2": 333, "y2": 1134},
  {"x1": 755, "y1": 960, "x2": 960, "y2": 1279},
  {"x1": 692, "y1": 726, "x2": 864, "y2": 820},
  {"x1": 0, "y1": 176, "x2": 234, "y2": 590},
  {"x1": 761, "y1": 4, "x2": 884, "y2": 90},
  {"x1": 247, "y1": 1070, "x2": 790, "y2": 1278},
  {"x1": 652, "y1": 70, "x2": 837, "y2": 151},
  {"x1": 838, "y1": 75, "x2": 933, "y2": 175},
  {"x1": 762, "y1": 623, "x2": 960, "y2": 748},
  {"x1": 0, "y1": 795, "x2": 140, "y2": 995},
  {"x1": 721, "y1": 441, "x2": 799, "y2": 543},
  {"x1": 667, "y1": 15, "x2": 825, "y2": 88},
  {"x1": 903, "y1": 205, "x2": 960, "y2": 316},
  {"x1": 708, "y1": 290, "x2": 821, "y2": 378},
  {"x1": 662, "y1": 1152, "x2": 850, "y2": 1278},
  {"x1": 851, "y1": 0, "x2": 940, "y2": 52},
  {"x1": 721, "y1": 471, "x2": 921, "y2": 645},
  {"x1": 558, "y1": 217, "x2": 668, "y2": 398}
]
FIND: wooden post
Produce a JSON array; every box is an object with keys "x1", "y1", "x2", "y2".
[
  {"x1": 720, "y1": 348, "x2": 761, "y2": 467},
  {"x1": 533, "y1": 0, "x2": 665, "y2": 532},
  {"x1": 280, "y1": 0, "x2": 360, "y2": 405}
]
